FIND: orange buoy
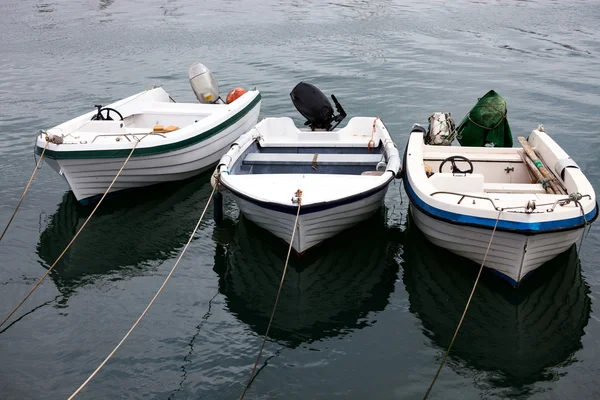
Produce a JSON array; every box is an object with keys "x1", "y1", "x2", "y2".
[{"x1": 226, "y1": 88, "x2": 247, "y2": 104}]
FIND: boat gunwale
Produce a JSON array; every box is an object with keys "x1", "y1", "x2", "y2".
[
  {"x1": 402, "y1": 142, "x2": 599, "y2": 235},
  {"x1": 218, "y1": 116, "x2": 401, "y2": 215},
  {"x1": 221, "y1": 169, "x2": 395, "y2": 215},
  {"x1": 34, "y1": 92, "x2": 262, "y2": 160}
]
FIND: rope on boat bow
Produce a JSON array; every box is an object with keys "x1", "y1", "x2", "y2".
[
  {"x1": 0, "y1": 134, "x2": 150, "y2": 331},
  {"x1": 368, "y1": 117, "x2": 379, "y2": 152},
  {"x1": 239, "y1": 189, "x2": 303, "y2": 400},
  {"x1": 423, "y1": 209, "x2": 503, "y2": 400},
  {"x1": 569, "y1": 192, "x2": 593, "y2": 255},
  {"x1": 67, "y1": 182, "x2": 217, "y2": 399},
  {"x1": 2, "y1": 88, "x2": 156, "y2": 246}
]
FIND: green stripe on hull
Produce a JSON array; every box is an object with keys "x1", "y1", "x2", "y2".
[{"x1": 36, "y1": 93, "x2": 261, "y2": 160}]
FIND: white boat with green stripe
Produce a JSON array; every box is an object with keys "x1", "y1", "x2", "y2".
[{"x1": 35, "y1": 83, "x2": 261, "y2": 205}]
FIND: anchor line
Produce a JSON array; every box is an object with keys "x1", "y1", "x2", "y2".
[
  {"x1": 423, "y1": 209, "x2": 503, "y2": 400},
  {"x1": 246, "y1": 347, "x2": 283, "y2": 388},
  {"x1": 570, "y1": 193, "x2": 594, "y2": 262},
  {"x1": 0, "y1": 140, "x2": 49, "y2": 242},
  {"x1": 0, "y1": 295, "x2": 61, "y2": 335},
  {"x1": 68, "y1": 184, "x2": 217, "y2": 399},
  {"x1": 170, "y1": 289, "x2": 220, "y2": 398},
  {"x1": 0, "y1": 134, "x2": 150, "y2": 330},
  {"x1": 239, "y1": 190, "x2": 303, "y2": 400}
]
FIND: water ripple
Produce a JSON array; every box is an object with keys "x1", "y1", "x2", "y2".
[{"x1": 1, "y1": 0, "x2": 600, "y2": 399}]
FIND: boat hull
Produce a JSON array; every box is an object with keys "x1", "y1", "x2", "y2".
[
  {"x1": 46, "y1": 103, "x2": 260, "y2": 204},
  {"x1": 231, "y1": 185, "x2": 389, "y2": 253},
  {"x1": 409, "y1": 205, "x2": 584, "y2": 286}
]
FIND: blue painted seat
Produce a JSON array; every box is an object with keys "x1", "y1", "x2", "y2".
[{"x1": 243, "y1": 153, "x2": 382, "y2": 166}]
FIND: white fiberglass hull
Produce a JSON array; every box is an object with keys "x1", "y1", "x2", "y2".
[
  {"x1": 409, "y1": 205, "x2": 584, "y2": 286},
  {"x1": 232, "y1": 186, "x2": 389, "y2": 253},
  {"x1": 57, "y1": 110, "x2": 257, "y2": 203},
  {"x1": 216, "y1": 116, "x2": 401, "y2": 253},
  {"x1": 40, "y1": 94, "x2": 260, "y2": 204},
  {"x1": 403, "y1": 126, "x2": 597, "y2": 286}
]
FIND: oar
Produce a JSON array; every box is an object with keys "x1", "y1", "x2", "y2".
[
  {"x1": 517, "y1": 150, "x2": 554, "y2": 194},
  {"x1": 517, "y1": 136, "x2": 562, "y2": 194},
  {"x1": 533, "y1": 149, "x2": 567, "y2": 195},
  {"x1": 517, "y1": 150, "x2": 538, "y2": 183}
]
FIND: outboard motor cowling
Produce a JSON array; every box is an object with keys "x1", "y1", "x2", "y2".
[
  {"x1": 410, "y1": 123, "x2": 427, "y2": 135},
  {"x1": 290, "y1": 82, "x2": 346, "y2": 131},
  {"x1": 425, "y1": 112, "x2": 456, "y2": 146},
  {"x1": 188, "y1": 62, "x2": 220, "y2": 103}
]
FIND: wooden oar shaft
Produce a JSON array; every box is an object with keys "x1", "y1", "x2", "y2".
[
  {"x1": 533, "y1": 149, "x2": 567, "y2": 195},
  {"x1": 518, "y1": 150, "x2": 537, "y2": 183},
  {"x1": 518, "y1": 150, "x2": 554, "y2": 194},
  {"x1": 517, "y1": 136, "x2": 561, "y2": 194},
  {"x1": 518, "y1": 150, "x2": 543, "y2": 180}
]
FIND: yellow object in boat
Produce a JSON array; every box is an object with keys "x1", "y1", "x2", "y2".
[
  {"x1": 424, "y1": 162, "x2": 433, "y2": 177},
  {"x1": 152, "y1": 125, "x2": 179, "y2": 133}
]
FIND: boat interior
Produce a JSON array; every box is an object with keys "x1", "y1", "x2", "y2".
[
  {"x1": 227, "y1": 83, "x2": 392, "y2": 177},
  {"x1": 230, "y1": 141, "x2": 387, "y2": 176},
  {"x1": 227, "y1": 115, "x2": 393, "y2": 177},
  {"x1": 61, "y1": 102, "x2": 220, "y2": 145},
  {"x1": 422, "y1": 145, "x2": 555, "y2": 195}
]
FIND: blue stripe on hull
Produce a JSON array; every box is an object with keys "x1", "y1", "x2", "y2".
[
  {"x1": 486, "y1": 266, "x2": 537, "y2": 287},
  {"x1": 410, "y1": 204, "x2": 564, "y2": 287},
  {"x1": 404, "y1": 176, "x2": 597, "y2": 233},
  {"x1": 486, "y1": 267, "x2": 517, "y2": 287}
]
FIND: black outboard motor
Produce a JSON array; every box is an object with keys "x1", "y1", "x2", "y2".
[{"x1": 290, "y1": 82, "x2": 347, "y2": 131}]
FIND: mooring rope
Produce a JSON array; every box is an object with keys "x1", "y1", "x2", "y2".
[
  {"x1": 367, "y1": 117, "x2": 379, "y2": 152},
  {"x1": 0, "y1": 135, "x2": 149, "y2": 330},
  {"x1": 423, "y1": 209, "x2": 502, "y2": 400},
  {"x1": 68, "y1": 184, "x2": 217, "y2": 399},
  {"x1": 572, "y1": 193, "x2": 591, "y2": 256},
  {"x1": 239, "y1": 190, "x2": 303, "y2": 400},
  {"x1": 1, "y1": 87, "x2": 156, "y2": 244},
  {"x1": 0, "y1": 141, "x2": 49, "y2": 243}
]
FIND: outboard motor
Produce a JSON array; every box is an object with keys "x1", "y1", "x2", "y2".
[
  {"x1": 188, "y1": 62, "x2": 221, "y2": 103},
  {"x1": 425, "y1": 112, "x2": 456, "y2": 146},
  {"x1": 290, "y1": 82, "x2": 346, "y2": 131},
  {"x1": 410, "y1": 123, "x2": 427, "y2": 135}
]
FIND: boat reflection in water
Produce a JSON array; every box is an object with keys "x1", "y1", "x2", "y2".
[
  {"x1": 212, "y1": 213, "x2": 402, "y2": 347},
  {"x1": 401, "y1": 218, "x2": 591, "y2": 395},
  {"x1": 36, "y1": 175, "x2": 214, "y2": 301}
]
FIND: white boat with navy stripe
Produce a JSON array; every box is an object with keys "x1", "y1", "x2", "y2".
[
  {"x1": 215, "y1": 116, "x2": 400, "y2": 254},
  {"x1": 403, "y1": 126, "x2": 598, "y2": 287}
]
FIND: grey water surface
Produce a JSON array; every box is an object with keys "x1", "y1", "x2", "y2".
[{"x1": 1, "y1": 0, "x2": 600, "y2": 399}]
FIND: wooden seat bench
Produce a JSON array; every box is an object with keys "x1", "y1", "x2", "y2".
[
  {"x1": 243, "y1": 153, "x2": 382, "y2": 166},
  {"x1": 483, "y1": 182, "x2": 547, "y2": 194}
]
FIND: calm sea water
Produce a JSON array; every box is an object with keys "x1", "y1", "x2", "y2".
[{"x1": 1, "y1": 0, "x2": 600, "y2": 399}]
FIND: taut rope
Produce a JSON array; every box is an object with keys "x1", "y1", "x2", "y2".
[
  {"x1": 68, "y1": 184, "x2": 217, "y2": 399},
  {"x1": 0, "y1": 140, "x2": 49, "y2": 242},
  {"x1": 423, "y1": 209, "x2": 503, "y2": 399},
  {"x1": 239, "y1": 189, "x2": 303, "y2": 400},
  {"x1": 0, "y1": 135, "x2": 149, "y2": 330}
]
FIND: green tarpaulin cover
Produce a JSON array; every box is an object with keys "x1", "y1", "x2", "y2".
[{"x1": 456, "y1": 90, "x2": 513, "y2": 148}]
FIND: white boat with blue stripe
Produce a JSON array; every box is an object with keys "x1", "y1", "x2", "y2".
[
  {"x1": 214, "y1": 83, "x2": 401, "y2": 253},
  {"x1": 403, "y1": 120, "x2": 597, "y2": 287}
]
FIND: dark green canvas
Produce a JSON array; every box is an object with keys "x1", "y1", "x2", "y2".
[{"x1": 457, "y1": 90, "x2": 513, "y2": 148}]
